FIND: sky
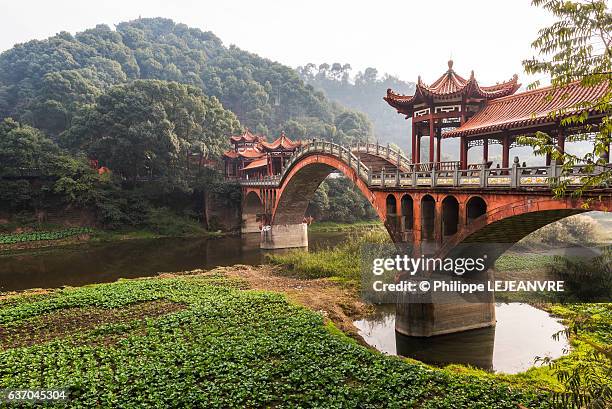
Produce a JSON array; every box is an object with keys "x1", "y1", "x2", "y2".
[{"x1": 0, "y1": 0, "x2": 553, "y2": 86}]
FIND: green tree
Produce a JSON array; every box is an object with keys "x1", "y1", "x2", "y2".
[
  {"x1": 520, "y1": 0, "x2": 611, "y2": 198},
  {"x1": 62, "y1": 80, "x2": 241, "y2": 188}
]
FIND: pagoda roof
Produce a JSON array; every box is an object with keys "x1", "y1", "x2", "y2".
[
  {"x1": 443, "y1": 80, "x2": 610, "y2": 138},
  {"x1": 222, "y1": 149, "x2": 265, "y2": 159},
  {"x1": 242, "y1": 158, "x2": 268, "y2": 170},
  {"x1": 384, "y1": 60, "x2": 520, "y2": 113},
  {"x1": 260, "y1": 132, "x2": 301, "y2": 151},
  {"x1": 230, "y1": 129, "x2": 262, "y2": 143}
]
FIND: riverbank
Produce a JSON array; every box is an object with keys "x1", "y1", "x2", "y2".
[
  {"x1": 0, "y1": 267, "x2": 551, "y2": 408},
  {"x1": 307, "y1": 220, "x2": 382, "y2": 232},
  {"x1": 0, "y1": 227, "x2": 225, "y2": 253},
  {"x1": 267, "y1": 230, "x2": 611, "y2": 398}
]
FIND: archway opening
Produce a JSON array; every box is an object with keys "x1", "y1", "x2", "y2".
[
  {"x1": 466, "y1": 196, "x2": 487, "y2": 224},
  {"x1": 421, "y1": 195, "x2": 435, "y2": 241},
  {"x1": 442, "y1": 195, "x2": 459, "y2": 237},
  {"x1": 242, "y1": 191, "x2": 264, "y2": 233},
  {"x1": 401, "y1": 194, "x2": 413, "y2": 231},
  {"x1": 386, "y1": 194, "x2": 398, "y2": 230}
]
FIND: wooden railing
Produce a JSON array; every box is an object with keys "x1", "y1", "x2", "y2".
[{"x1": 237, "y1": 141, "x2": 611, "y2": 190}]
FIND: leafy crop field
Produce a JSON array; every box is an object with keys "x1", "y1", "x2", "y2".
[
  {"x1": 0, "y1": 273, "x2": 552, "y2": 408},
  {"x1": 0, "y1": 228, "x2": 93, "y2": 244}
]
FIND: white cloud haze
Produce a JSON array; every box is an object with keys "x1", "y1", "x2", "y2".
[{"x1": 0, "y1": 0, "x2": 553, "y2": 85}]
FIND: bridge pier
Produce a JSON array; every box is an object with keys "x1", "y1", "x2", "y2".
[
  {"x1": 241, "y1": 212, "x2": 261, "y2": 234},
  {"x1": 395, "y1": 301, "x2": 496, "y2": 337},
  {"x1": 261, "y1": 223, "x2": 308, "y2": 249}
]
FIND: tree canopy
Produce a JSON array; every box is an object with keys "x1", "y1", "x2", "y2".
[{"x1": 0, "y1": 18, "x2": 372, "y2": 145}]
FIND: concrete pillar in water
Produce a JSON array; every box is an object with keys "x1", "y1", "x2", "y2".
[
  {"x1": 260, "y1": 223, "x2": 308, "y2": 249},
  {"x1": 395, "y1": 301, "x2": 496, "y2": 337},
  {"x1": 241, "y1": 212, "x2": 261, "y2": 234}
]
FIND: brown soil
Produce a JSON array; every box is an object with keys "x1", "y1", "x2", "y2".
[
  {"x1": 0, "y1": 300, "x2": 185, "y2": 349},
  {"x1": 218, "y1": 265, "x2": 373, "y2": 341}
]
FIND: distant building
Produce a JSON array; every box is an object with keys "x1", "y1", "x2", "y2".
[{"x1": 223, "y1": 129, "x2": 301, "y2": 179}]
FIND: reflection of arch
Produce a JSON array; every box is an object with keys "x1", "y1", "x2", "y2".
[
  {"x1": 401, "y1": 194, "x2": 414, "y2": 231},
  {"x1": 386, "y1": 194, "x2": 397, "y2": 228},
  {"x1": 466, "y1": 196, "x2": 487, "y2": 224},
  {"x1": 242, "y1": 191, "x2": 264, "y2": 233},
  {"x1": 421, "y1": 195, "x2": 435, "y2": 241},
  {"x1": 442, "y1": 195, "x2": 459, "y2": 237}
]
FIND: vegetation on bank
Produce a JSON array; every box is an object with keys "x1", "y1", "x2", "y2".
[
  {"x1": 0, "y1": 227, "x2": 93, "y2": 245},
  {"x1": 0, "y1": 273, "x2": 551, "y2": 408},
  {"x1": 308, "y1": 220, "x2": 382, "y2": 232},
  {"x1": 268, "y1": 228, "x2": 611, "y2": 403}
]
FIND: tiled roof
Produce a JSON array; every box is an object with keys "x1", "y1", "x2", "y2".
[
  {"x1": 384, "y1": 60, "x2": 519, "y2": 110},
  {"x1": 443, "y1": 80, "x2": 610, "y2": 138},
  {"x1": 230, "y1": 129, "x2": 261, "y2": 143},
  {"x1": 260, "y1": 132, "x2": 301, "y2": 150},
  {"x1": 222, "y1": 149, "x2": 264, "y2": 159},
  {"x1": 242, "y1": 158, "x2": 268, "y2": 170}
]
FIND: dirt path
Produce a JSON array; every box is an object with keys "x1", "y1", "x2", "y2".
[{"x1": 220, "y1": 265, "x2": 372, "y2": 341}]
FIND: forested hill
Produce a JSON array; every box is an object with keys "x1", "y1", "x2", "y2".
[
  {"x1": 297, "y1": 64, "x2": 415, "y2": 151},
  {"x1": 0, "y1": 18, "x2": 372, "y2": 145}
]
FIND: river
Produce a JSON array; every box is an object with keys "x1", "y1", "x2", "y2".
[{"x1": 0, "y1": 231, "x2": 569, "y2": 374}]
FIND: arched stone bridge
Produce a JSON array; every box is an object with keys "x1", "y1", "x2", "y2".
[
  {"x1": 241, "y1": 140, "x2": 611, "y2": 250},
  {"x1": 240, "y1": 139, "x2": 611, "y2": 336}
]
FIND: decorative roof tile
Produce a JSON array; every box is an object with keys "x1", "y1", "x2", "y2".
[
  {"x1": 260, "y1": 131, "x2": 301, "y2": 151},
  {"x1": 443, "y1": 80, "x2": 610, "y2": 138},
  {"x1": 384, "y1": 60, "x2": 520, "y2": 111},
  {"x1": 241, "y1": 158, "x2": 268, "y2": 170}
]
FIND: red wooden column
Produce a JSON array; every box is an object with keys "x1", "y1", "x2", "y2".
[
  {"x1": 411, "y1": 120, "x2": 417, "y2": 163},
  {"x1": 415, "y1": 130, "x2": 421, "y2": 164},
  {"x1": 436, "y1": 128, "x2": 442, "y2": 163},
  {"x1": 483, "y1": 138, "x2": 488, "y2": 163},
  {"x1": 502, "y1": 134, "x2": 510, "y2": 168},
  {"x1": 557, "y1": 129, "x2": 565, "y2": 164},
  {"x1": 429, "y1": 118, "x2": 435, "y2": 163},
  {"x1": 459, "y1": 137, "x2": 467, "y2": 169}
]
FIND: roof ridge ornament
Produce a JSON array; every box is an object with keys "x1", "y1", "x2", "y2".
[{"x1": 447, "y1": 59, "x2": 454, "y2": 71}]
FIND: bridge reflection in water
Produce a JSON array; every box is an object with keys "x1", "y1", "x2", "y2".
[{"x1": 354, "y1": 303, "x2": 568, "y2": 374}]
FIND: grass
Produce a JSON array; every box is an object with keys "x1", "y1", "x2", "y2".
[
  {"x1": 494, "y1": 254, "x2": 564, "y2": 272},
  {"x1": 268, "y1": 231, "x2": 611, "y2": 397},
  {"x1": 0, "y1": 272, "x2": 552, "y2": 408},
  {"x1": 308, "y1": 220, "x2": 383, "y2": 232},
  {"x1": 267, "y1": 229, "x2": 390, "y2": 282}
]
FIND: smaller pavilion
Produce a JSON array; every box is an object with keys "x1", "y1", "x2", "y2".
[{"x1": 223, "y1": 130, "x2": 301, "y2": 179}]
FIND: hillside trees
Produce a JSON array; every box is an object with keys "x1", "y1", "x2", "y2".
[
  {"x1": 62, "y1": 80, "x2": 241, "y2": 190},
  {"x1": 0, "y1": 18, "x2": 372, "y2": 145}
]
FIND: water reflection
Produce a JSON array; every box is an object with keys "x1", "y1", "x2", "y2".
[
  {"x1": 354, "y1": 303, "x2": 568, "y2": 374},
  {"x1": 0, "y1": 231, "x2": 347, "y2": 292}
]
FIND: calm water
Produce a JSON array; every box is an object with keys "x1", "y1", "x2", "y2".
[
  {"x1": 0, "y1": 232, "x2": 568, "y2": 373},
  {"x1": 354, "y1": 303, "x2": 569, "y2": 374},
  {"x1": 0, "y1": 232, "x2": 346, "y2": 292}
]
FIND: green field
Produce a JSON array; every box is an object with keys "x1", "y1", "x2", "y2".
[{"x1": 0, "y1": 273, "x2": 551, "y2": 408}]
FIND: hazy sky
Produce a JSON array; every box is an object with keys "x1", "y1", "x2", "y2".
[{"x1": 1, "y1": 0, "x2": 552, "y2": 85}]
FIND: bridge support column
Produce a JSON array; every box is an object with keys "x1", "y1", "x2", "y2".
[
  {"x1": 261, "y1": 223, "x2": 308, "y2": 249},
  {"x1": 241, "y1": 213, "x2": 261, "y2": 234},
  {"x1": 395, "y1": 301, "x2": 496, "y2": 337}
]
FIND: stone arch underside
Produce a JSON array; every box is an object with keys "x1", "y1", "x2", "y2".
[
  {"x1": 273, "y1": 155, "x2": 382, "y2": 225},
  {"x1": 437, "y1": 196, "x2": 609, "y2": 270}
]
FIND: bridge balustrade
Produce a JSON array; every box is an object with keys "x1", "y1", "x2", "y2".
[{"x1": 236, "y1": 140, "x2": 611, "y2": 190}]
